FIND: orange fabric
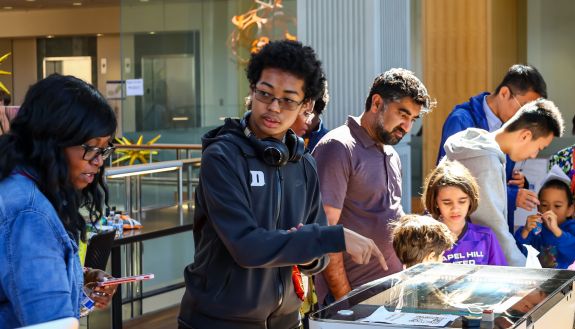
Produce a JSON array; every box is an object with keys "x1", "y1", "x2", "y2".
[{"x1": 291, "y1": 266, "x2": 304, "y2": 301}]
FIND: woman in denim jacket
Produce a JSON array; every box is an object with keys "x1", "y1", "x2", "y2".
[{"x1": 0, "y1": 74, "x2": 118, "y2": 328}]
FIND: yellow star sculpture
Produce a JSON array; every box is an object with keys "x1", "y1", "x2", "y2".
[
  {"x1": 0, "y1": 52, "x2": 12, "y2": 95},
  {"x1": 113, "y1": 134, "x2": 161, "y2": 165}
]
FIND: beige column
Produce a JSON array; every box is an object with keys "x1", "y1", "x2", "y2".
[{"x1": 421, "y1": 0, "x2": 526, "y2": 191}]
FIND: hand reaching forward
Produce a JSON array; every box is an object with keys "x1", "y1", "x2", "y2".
[
  {"x1": 516, "y1": 188, "x2": 539, "y2": 211},
  {"x1": 343, "y1": 228, "x2": 388, "y2": 271}
]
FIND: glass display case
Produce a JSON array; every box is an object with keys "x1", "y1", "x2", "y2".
[{"x1": 309, "y1": 263, "x2": 575, "y2": 329}]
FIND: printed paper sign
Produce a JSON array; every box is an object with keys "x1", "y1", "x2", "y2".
[
  {"x1": 126, "y1": 79, "x2": 144, "y2": 96},
  {"x1": 361, "y1": 306, "x2": 459, "y2": 327}
]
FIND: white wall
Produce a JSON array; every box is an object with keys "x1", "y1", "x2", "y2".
[{"x1": 528, "y1": 0, "x2": 575, "y2": 134}]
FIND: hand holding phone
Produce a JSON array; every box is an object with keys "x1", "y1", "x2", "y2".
[{"x1": 97, "y1": 273, "x2": 155, "y2": 287}]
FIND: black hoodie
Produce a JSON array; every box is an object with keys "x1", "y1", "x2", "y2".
[{"x1": 178, "y1": 118, "x2": 345, "y2": 329}]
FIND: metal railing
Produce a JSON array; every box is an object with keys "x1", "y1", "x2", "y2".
[
  {"x1": 105, "y1": 158, "x2": 201, "y2": 220},
  {"x1": 111, "y1": 143, "x2": 202, "y2": 165}
]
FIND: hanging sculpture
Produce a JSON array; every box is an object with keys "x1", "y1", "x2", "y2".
[
  {"x1": 113, "y1": 134, "x2": 162, "y2": 165},
  {"x1": 228, "y1": 0, "x2": 297, "y2": 64},
  {"x1": 0, "y1": 52, "x2": 12, "y2": 96}
]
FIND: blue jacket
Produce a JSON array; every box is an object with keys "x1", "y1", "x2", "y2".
[
  {"x1": 304, "y1": 119, "x2": 329, "y2": 152},
  {"x1": 514, "y1": 219, "x2": 575, "y2": 269},
  {"x1": 0, "y1": 172, "x2": 83, "y2": 328},
  {"x1": 437, "y1": 92, "x2": 519, "y2": 232}
]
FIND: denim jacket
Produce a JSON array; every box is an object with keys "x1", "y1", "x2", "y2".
[{"x1": 0, "y1": 172, "x2": 83, "y2": 328}]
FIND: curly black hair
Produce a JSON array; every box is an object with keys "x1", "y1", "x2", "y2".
[
  {"x1": 0, "y1": 74, "x2": 117, "y2": 242},
  {"x1": 246, "y1": 40, "x2": 325, "y2": 102},
  {"x1": 365, "y1": 68, "x2": 435, "y2": 114},
  {"x1": 313, "y1": 78, "x2": 329, "y2": 115}
]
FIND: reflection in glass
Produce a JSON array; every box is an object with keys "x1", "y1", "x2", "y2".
[{"x1": 311, "y1": 263, "x2": 575, "y2": 328}]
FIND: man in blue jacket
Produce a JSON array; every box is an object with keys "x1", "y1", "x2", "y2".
[
  {"x1": 178, "y1": 40, "x2": 387, "y2": 329},
  {"x1": 437, "y1": 64, "x2": 547, "y2": 232}
]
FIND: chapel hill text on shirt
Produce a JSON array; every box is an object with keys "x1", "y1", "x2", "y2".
[{"x1": 443, "y1": 251, "x2": 485, "y2": 264}]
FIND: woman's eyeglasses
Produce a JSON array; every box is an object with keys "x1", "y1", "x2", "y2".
[{"x1": 81, "y1": 143, "x2": 116, "y2": 161}]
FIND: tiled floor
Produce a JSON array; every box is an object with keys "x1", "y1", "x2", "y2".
[
  {"x1": 124, "y1": 305, "x2": 179, "y2": 329},
  {"x1": 124, "y1": 288, "x2": 184, "y2": 328}
]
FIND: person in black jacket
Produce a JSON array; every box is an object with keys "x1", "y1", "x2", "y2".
[{"x1": 178, "y1": 40, "x2": 387, "y2": 329}]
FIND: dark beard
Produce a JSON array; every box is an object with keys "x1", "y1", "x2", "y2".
[{"x1": 378, "y1": 128, "x2": 405, "y2": 145}]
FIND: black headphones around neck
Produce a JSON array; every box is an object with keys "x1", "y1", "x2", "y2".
[{"x1": 240, "y1": 112, "x2": 304, "y2": 167}]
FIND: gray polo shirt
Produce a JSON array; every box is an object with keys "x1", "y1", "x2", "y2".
[{"x1": 312, "y1": 115, "x2": 404, "y2": 302}]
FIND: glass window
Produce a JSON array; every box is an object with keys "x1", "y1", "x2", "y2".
[{"x1": 120, "y1": 0, "x2": 297, "y2": 144}]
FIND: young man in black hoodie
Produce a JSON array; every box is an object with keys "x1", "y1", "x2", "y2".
[{"x1": 178, "y1": 40, "x2": 387, "y2": 329}]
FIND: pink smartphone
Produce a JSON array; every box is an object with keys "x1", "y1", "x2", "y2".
[{"x1": 97, "y1": 273, "x2": 154, "y2": 286}]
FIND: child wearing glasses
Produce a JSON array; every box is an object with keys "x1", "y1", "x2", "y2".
[
  {"x1": 179, "y1": 40, "x2": 385, "y2": 329},
  {"x1": 0, "y1": 74, "x2": 119, "y2": 328},
  {"x1": 422, "y1": 159, "x2": 507, "y2": 265}
]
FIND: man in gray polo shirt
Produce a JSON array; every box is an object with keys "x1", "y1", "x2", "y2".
[{"x1": 313, "y1": 68, "x2": 434, "y2": 304}]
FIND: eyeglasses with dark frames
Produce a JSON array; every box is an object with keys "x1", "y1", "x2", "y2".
[
  {"x1": 81, "y1": 143, "x2": 116, "y2": 161},
  {"x1": 253, "y1": 89, "x2": 305, "y2": 111}
]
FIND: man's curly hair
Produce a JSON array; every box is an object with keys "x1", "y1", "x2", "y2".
[
  {"x1": 246, "y1": 40, "x2": 325, "y2": 102},
  {"x1": 365, "y1": 68, "x2": 436, "y2": 114}
]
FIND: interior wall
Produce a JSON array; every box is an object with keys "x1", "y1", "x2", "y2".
[
  {"x1": 119, "y1": 0, "x2": 294, "y2": 135},
  {"x1": 0, "y1": 7, "x2": 119, "y2": 38},
  {"x1": 97, "y1": 35, "x2": 122, "y2": 94},
  {"x1": 0, "y1": 6, "x2": 120, "y2": 105},
  {"x1": 12, "y1": 39, "x2": 36, "y2": 105},
  {"x1": 121, "y1": 35, "x2": 136, "y2": 132},
  {"x1": 422, "y1": 0, "x2": 489, "y2": 180},
  {"x1": 121, "y1": 2, "x2": 202, "y2": 33},
  {"x1": 98, "y1": 34, "x2": 122, "y2": 135},
  {"x1": 6, "y1": 36, "x2": 120, "y2": 106},
  {"x1": 421, "y1": 0, "x2": 523, "y2": 181},
  {"x1": 489, "y1": 0, "x2": 526, "y2": 90},
  {"x1": 0, "y1": 39, "x2": 13, "y2": 101},
  {"x1": 527, "y1": 0, "x2": 575, "y2": 136}
]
